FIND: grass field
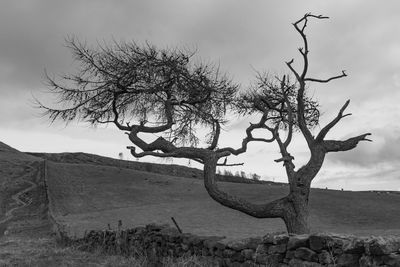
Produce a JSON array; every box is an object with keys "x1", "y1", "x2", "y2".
[
  {"x1": 45, "y1": 160, "x2": 400, "y2": 240},
  {"x1": 0, "y1": 142, "x2": 215, "y2": 266}
]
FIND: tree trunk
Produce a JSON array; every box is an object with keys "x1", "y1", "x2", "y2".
[
  {"x1": 282, "y1": 193, "x2": 310, "y2": 234},
  {"x1": 202, "y1": 153, "x2": 311, "y2": 234}
]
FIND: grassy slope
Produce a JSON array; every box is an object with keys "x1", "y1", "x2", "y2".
[
  {"x1": 27, "y1": 151, "x2": 272, "y2": 185},
  {"x1": 46, "y1": 160, "x2": 400, "y2": 239}
]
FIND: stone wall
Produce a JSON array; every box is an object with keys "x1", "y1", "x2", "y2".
[{"x1": 68, "y1": 223, "x2": 400, "y2": 267}]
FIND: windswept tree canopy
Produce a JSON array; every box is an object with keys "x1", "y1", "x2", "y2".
[
  {"x1": 39, "y1": 38, "x2": 238, "y2": 146},
  {"x1": 236, "y1": 73, "x2": 320, "y2": 131}
]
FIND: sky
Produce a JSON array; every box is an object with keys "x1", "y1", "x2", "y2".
[{"x1": 1, "y1": 0, "x2": 399, "y2": 191}]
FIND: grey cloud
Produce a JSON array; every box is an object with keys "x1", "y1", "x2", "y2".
[{"x1": 326, "y1": 129, "x2": 400, "y2": 167}]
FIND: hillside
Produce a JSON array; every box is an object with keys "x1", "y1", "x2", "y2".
[
  {"x1": 27, "y1": 151, "x2": 272, "y2": 185},
  {"x1": 1, "y1": 141, "x2": 399, "y2": 243},
  {"x1": 43, "y1": 158, "x2": 400, "y2": 239},
  {"x1": 0, "y1": 141, "x2": 49, "y2": 237}
]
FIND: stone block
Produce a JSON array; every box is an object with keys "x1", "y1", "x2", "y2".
[
  {"x1": 241, "y1": 249, "x2": 254, "y2": 260},
  {"x1": 255, "y1": 253, "x2": 284, "y2": 265},
  {"x1": 294, "y1": 247, "x2": 318, "y2": 262},
  {"x1": 203, "y1": 237, "x2": 226, "y2": 250},
  {"x1": 382, "y1": 253, "x2": 400, "y2": 266},
  {"x1": 255, "y1": 244, "x2": 269, "y2": 255},
  {"x1": 263, "y1": 233, "x2": 290, "y2": 245},
  {"x1": 268, "y1": 244, "x2": 287, "y2": 254},
  {"x1": 318, "y1": 250, "x2": 333, "y2": 265},
  {"x1": 342, "y1": 238, "x2": 365, "y2": 254},
  {"x1": 231, "y1": 251, "x2": 245, "y2": 262},
  {"x1": 366, "y1": 237, "x2": 400, "y2": 256},
  {"x1": 225, "y1": 237, "x2": 262, "y2": 251},
  {"x1": 226, "y1": 239, "x2": 247, "y2": 251},
  {"x1": 223, "y1": 248, "x2": 236, "y2": 258},
  {"x1": 309, "y1": 233, "x2": 333, "y2": 252},
  {"x1": 287, "y1": 234, "x2": 310, "y2": 250},
  {"x1": 285, "y1": 250, "x2": 296, "y2": 260},
  {"x1": 336, "y1": 253, "x2": 360, "y2": 267},
  {"x1": 288, "y1": 258, "x2": 322, "y2": 267}
]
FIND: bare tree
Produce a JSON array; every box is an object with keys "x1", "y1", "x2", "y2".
[
  {"x1": 37, "y1": 14, "x2": 371, "y2": 234},
  {"x1": 231, "y1": 13, "x2": 371, "y2": 233}
]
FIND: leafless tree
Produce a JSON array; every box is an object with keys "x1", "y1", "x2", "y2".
[
  {"x1": 231, "y1": 13, "x2": 371, "y2": 233},
  {"x1": 37, "y1": 13, "x2": 371, "y2": 234}
]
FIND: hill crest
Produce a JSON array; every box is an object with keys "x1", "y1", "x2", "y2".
[{"x1": 26, "y1": 151, "x2": 273, "y2": 184}]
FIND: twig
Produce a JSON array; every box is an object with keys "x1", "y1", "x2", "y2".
[{"x1": 171, "y1": 217, "x2": 182, "y2": 233}]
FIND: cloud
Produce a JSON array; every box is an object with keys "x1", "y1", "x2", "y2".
[{"x1": 326, "y1": 128, "x2": 400, "y2": 167}]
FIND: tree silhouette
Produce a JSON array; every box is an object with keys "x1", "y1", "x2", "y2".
[{"x1": 37, "y1": 13, "x2": 371, "y2": 234}]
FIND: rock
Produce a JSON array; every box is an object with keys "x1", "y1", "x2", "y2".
[
  {"x1": 226, "y1": 239, "x2": 248, "y2": 251},
  {"x1": 181, "y1": 243, "x2": 189, "y2": 251},
  {"x1": 226, "y1": 237, "x2": 262, "y2": 250},
  {"x1": 203, "y1": 237, "x2": 226, "y2": 250},
  {"x1": 268, "y1": 244, "x2": 287, "y2": 254},
  {"x1": 201, "y1": 247, "x2": 209, "y2": 256},
  {"x1": 229, "y1": 261, "x2": 243, "y2": 267},
  {"x1": 246, "y1": 237, "x2": 263, "y2": 250},
  {"x1": 359, "y1": 255, "x2": 384, "y2": 267},
  {"x1": 366, "y1": 237, "x2": 400, "y2": 256},
  {"x1": 288, "y1": 259, "x2": 322, "y2": 267},
  {"x1": 294, "y1": 247, "x2": 318, "y2": 262},
  {"x1": 342, "y1": 238, "x2": 365, "y2": 254},
  {"x1": 318, "y1": 250, "x2": 333, "y2": 265},
  {"x1": 263, "y1": 233, "x2": 290, "y2": 245},
  {"x1": 231, "y1": 251, "x2": 245, "y2": 262},
  {"x1": 241, "y1": 249, "x2": 255, "y2": 260},
  {"x1": 255, "y1": 244, "x2": 269, "y2": 255},
  {"x1": 187, "y1": 235, "x2": 204, "y2": 246},
  {"x1": 382, "y1": 253, "x2": 400, "y2": 266},
  {"x1": 309, "y1": 233, "x2": 350, "y2": 253},
  {"x1": 309, "y1": 233, "x2": 332, "y2": 252},
  {"x1": 285, "y1": 250, "x2": 296, "y2": 260},
  {"x1": 336, "y1": 253, "x2": 360, "y2": 267},
  {"x1": 242, "y1": 261, "x2": 257, "y2": 267},
  {"x1": 223, "y1": 248, "x2": 236, "y2": 258},
  {"x1": 255, "y1": 253, "x2": 284, "y2": 265},
  {"x1": 287, "y1": 234, "x2": 310, "y2": 250}
]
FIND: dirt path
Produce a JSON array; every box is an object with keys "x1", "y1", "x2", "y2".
[{"x1": 0, "y1": 162, "x2": 39, "y2": 225}]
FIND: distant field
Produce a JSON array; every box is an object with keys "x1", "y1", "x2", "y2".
[{"x1": 46, "y1": 161, "x2": 400, "y2": 239}]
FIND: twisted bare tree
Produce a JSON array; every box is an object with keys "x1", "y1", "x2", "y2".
[
  {"x1": 37, "y1": 13, "x2": 371, "y2": 234},
  {"x1": 230, "y1": 13, "x2": 371, "y2": 233}
]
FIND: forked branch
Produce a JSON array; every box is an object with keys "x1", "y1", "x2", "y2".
[{"x1": 316, "y1": 99, "x2": 352, "y2": 141}]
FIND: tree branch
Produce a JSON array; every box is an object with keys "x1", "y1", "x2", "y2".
[
  {"x1": 316, "y1": 99, "x2": 351, "y2": 141},
  {"x1": 203, "y1": 155, "x2": 286, "y2": 218},
  {"x1": 208, "y1": 120, "x2": 221, "y2": 150},
  {"x1": 216, "y1": 114, "x2": 275, "y2": 156},
  {"x1": 305, "y1": 70, "x2": 347, "y2": 83},
  {"x1": 323, "y1": 133, "x2": 372, "y2": 152},
  {"x1": 216, "y1": 157, "x2": 244, "y2": 166},
  {"x1": 287, "y1": 13, "x2": 335, "y2": 148}
]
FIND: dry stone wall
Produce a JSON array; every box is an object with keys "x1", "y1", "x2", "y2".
[{"x1": 67, "y1": 224, "x2": 400, "y2": 267}]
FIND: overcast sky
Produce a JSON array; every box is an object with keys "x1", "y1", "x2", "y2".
[{"x1": 1, "y1": 0, "x2": 399, "y2": 191}]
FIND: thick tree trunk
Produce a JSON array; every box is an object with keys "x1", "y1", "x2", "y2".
[
  {"x1": 202, "y1": 154, "x2": 312, "y2": 234},
  {"x1": 282, "y1": 194, "x2": 310, "y2": 234}
]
